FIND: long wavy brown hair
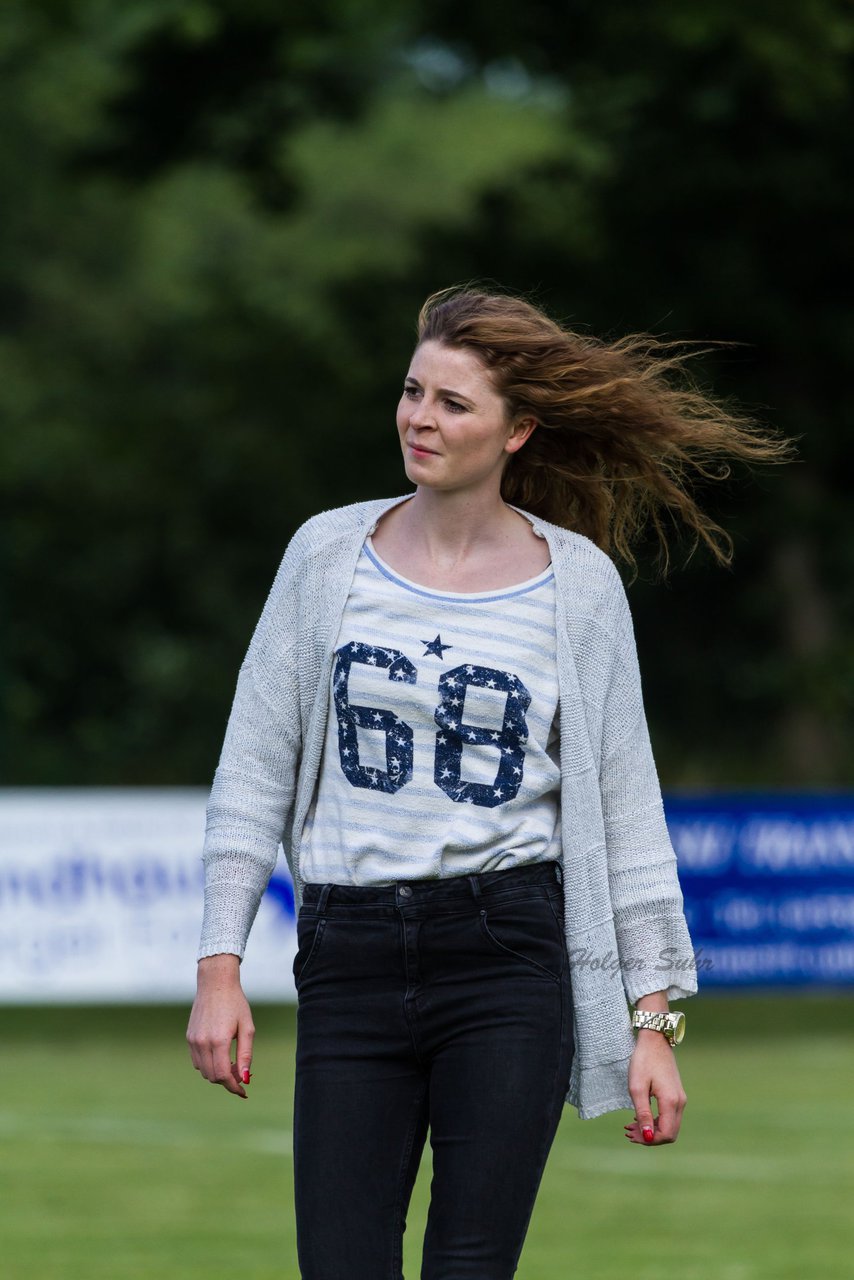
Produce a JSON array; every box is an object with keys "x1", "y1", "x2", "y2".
[{"x1": 417, "y1": 284, "x2": 799, "y2": 581}]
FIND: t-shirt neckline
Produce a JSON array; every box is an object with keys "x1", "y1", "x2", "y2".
[{"x1": 364, "y1": 536, "x2": 554, "y2": 602}]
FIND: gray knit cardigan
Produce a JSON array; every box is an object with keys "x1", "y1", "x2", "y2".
[{"x1": 198, "y1": 492, "x2": 698, "y2": 1120}]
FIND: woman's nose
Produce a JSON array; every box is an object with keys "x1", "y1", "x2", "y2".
[{"x1": 408, "y1": 394, "x2": 437, "y2": 427}]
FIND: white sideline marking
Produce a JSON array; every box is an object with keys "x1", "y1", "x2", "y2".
[
  {"x1": 2, "y1": 1112, "x2": 850, "y2": 1185},
  {"x1": 0, "y1": 1111, "x2": 293, "y2": 1154},
  {"x1": 554, "y1": 1146, "x2": 851, "y2": 1184}
]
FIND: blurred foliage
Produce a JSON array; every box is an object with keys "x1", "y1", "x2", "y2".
[{"x1": 0, "y1": 0, "x2": 851, "y2": 786}]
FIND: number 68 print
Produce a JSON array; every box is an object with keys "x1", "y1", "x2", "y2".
[{"x1": 333, "y1": 641, "x2": 532, "y2": 809}]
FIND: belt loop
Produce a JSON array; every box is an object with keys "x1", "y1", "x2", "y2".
[
  {"x1": 317, "y1": 883, "x2": 333, "y2": 915},
  {"x1": 467, "y1": 873, "x2": 482, "y2": 903},
  {"x1": 554, "y1": 863, "x2": 563, "y2": 885}
]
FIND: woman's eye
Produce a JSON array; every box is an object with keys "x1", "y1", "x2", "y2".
[{"x1": 402, "y1": 387, "x2": 466, "y2": 413}]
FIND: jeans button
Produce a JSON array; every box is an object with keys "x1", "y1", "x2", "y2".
[{"x1": 398, "y1": 885, "x2": 412, "y2": 898}]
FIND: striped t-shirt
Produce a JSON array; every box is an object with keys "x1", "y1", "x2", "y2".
[{"x1": 299, "y1": 535, "x2": 562, "y2": 885}]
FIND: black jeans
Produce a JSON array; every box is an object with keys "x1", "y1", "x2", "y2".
[{"x1": 292, "y1": 860, "x2": 574, "y2": 1280}]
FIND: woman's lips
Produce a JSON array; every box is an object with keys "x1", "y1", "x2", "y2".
[{"x1": 409, "y1": 443, "x2": 437, "y2": 456}]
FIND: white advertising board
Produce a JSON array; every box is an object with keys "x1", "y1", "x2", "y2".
[{"x1": 0, "y1": 789, "x2": 297, "y2": 1003}]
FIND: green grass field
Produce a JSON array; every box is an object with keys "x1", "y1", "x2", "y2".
[{"x1": 1, "y1": 994, "x2": 852, "y2": 1279}]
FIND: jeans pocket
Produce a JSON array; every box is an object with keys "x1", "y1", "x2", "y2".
[
  {"x1": 478, "y1": 891, "x2": 565, "y2": 983},
  {"x1": 546, "y1": 885, "x2": 566, "y2": 928},
  {"x1": 293, "y1": 914, "x2": 327, "y2": 989}
]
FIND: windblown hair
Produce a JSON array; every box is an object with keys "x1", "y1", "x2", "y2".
[{"x1": 417, "y1": 285, "x2": 799, "y2": 581}]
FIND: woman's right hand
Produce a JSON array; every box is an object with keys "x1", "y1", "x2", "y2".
[{"x1": 186, "y1": 954, "x2": 255, "y2": 1098}]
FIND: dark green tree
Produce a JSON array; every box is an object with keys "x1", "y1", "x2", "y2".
[{"x1": 1, "y1": 0, "x2": 850, "y2": 786}]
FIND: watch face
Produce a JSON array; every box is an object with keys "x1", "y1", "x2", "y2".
[{"x1": 671, "y1": 1012, "x2": 686, "y2": 1044}]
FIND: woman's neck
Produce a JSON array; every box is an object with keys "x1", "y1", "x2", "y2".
[{"x1": 394, "y1": 487, "x2": 523, "y2": 561}]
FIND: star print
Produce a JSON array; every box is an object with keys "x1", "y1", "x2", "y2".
[{"x1": 422, "y1": 634, "x2": 453, "y2": 658}]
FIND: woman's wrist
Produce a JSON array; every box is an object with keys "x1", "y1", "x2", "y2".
[
  {"x1": 633, "y1": 990, "x2": 669, "y2": 1015},
  {"x1": 197, "y1": 953, "x2": 242, "y2": 984},
  {"x1": 633, "y1": 1027, "x2": 675, "y2": 1049}
]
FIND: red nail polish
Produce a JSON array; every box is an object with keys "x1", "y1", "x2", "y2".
[
  {"x1": 242, "y1": 1069, "x2": 252, "y2": 1085},
  {"x1": 642, "y1": 1127, "x2": 654, "y2": 1143}
]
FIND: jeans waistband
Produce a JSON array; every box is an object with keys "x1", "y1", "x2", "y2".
[{"x1": 301, "y1": 859, "x2": 562, "y2": 912}]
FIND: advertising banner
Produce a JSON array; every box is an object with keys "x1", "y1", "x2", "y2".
[
  {"x1": 668, "y1": 792, "x2": 854, "y2": 987},
  {"x1": 1, "y1": 789, "x2": 852, "y2": 1001},
  {"x1": 0, "y1": 789, "x2": 294, "y2": 1003}
]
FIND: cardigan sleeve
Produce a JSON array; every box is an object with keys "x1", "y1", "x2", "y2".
[
  {"x1": 597, "y1": 569, "x2": 698, "y2": 1004},
  {"x1": 196, "y1": 529, "x2": 308, "y2": 961}
]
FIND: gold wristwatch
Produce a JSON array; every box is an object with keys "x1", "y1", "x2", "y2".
[{"x1": 631, "y1": 1009, "x2": 686, "y2": 1046}]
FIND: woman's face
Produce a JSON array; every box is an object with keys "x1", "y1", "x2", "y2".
[{"x1": 396, "y1": 340, "x2": 535, "y2": 495}]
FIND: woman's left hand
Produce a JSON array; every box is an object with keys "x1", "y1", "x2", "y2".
[{"x1": 624, "y1": 1032, "x2": 687, "y2": 1145}]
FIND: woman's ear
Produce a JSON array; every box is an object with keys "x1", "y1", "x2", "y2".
[{"x1": 506, "y1": 417, "x2": 538, "y2": 455}]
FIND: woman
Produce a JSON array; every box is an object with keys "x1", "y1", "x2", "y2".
[{"x1": 187, "y1": 286, "x2": 795, "y2": 1278}]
